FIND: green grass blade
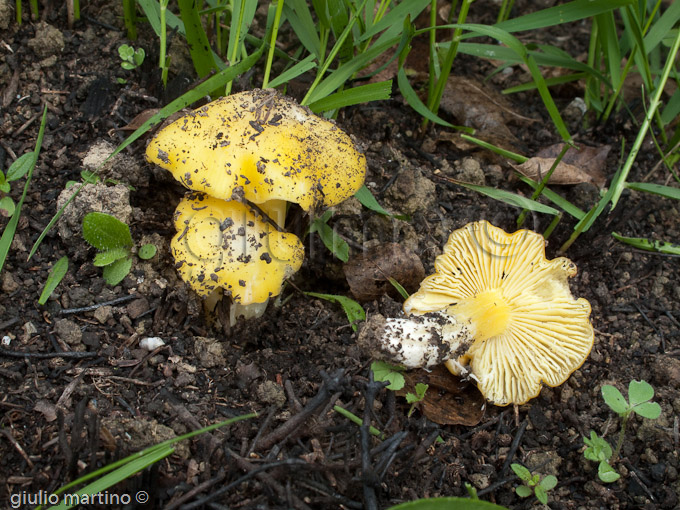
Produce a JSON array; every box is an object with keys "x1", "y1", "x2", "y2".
[
  {"x1": 0, "y1": 106, "x2": 47, "y2": 275},
  {"x1": 456, "y1": 181, "x2": 560, "y2": 215},
  {"x1": 495, "y1": 0, "x2": 634, "y2": 33},
  {"x1": 268, "y1": 54, "x2": 317, "y2": 88},
  {"x1": 283, "y1": 0, "x2": 322, "y2": 59},
  {"x1": 460, "y1": 134, "x2": 527, "y2": 162},
  {"x1": 309, "y1": 80, "x2": 392, "y2": 113},
  {"x1": 610, "y1": 28, "x2": 680, "y2": 207},
  {"x1": 643, "y1": 0, "x2": 680, "y2": 55},
  {"x1": 45, "y1": 447, "x2": 175, "y2": 510},
  {"x1": 178, "y1": 0, "x2": 217, "y2": 77},
  {"x1": 397, "y1": 67, "x2": 454, "y2": 128},
  {"x1": 305, "y1": 292, "x2": 366, "y2": 331},
  {"x1": 358, "y1": 0, "x2": 430, "y2": 41},
  {"x1": 626, "y1": 182, "x2": 680, "y2": 200},
  {"x1": 518, "y1": 176, "x2": 585, "y2": 220},
  {"x1": 612, "y1": 233, "x2": 680, "y2": 255},
  {"x1": 333, "y1": 405, "x2": 384, "y2": 439},
  {"x1": 38, "y1": 256, "x2": 68, "y2": 305}
]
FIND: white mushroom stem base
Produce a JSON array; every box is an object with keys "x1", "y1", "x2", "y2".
[
  {"x1": 359, "y1": 290, "x2": 513, "y2": 381},
  {"x1": 357, "y1": 311, "x2": 476, "y2": 377}
]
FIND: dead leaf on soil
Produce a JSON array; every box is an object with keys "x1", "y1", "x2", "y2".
[
  {"x1": 513, "y1": 143, "x2": 609, "y2": 187},
  {"x1": 344, "y1": 243, "x2": 425, "y2": 302},
  {"x1": 437, "y1": 76, "x2": 535, "y2": 152},
  {"x1": 396, "y1": 365, "x2": 485, "y2": 426},
  {"x1": 34, "y1": 399, "x2": 58, "y2": 422},
  {"x1": 537, "y1": 143, "x2": 610, "y2": 187}
]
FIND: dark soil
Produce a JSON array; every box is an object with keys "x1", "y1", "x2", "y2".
[{"x1": 1, "y1": 2, "x2": 679, "y2": 510}]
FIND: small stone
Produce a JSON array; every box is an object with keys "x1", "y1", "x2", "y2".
[
  {"x1": 21, "y1": 322, "x2": 38, "y2": 342},
  {"x1": 54, "y1": 319, "x2": 83, "y2": 347},
  {"x1": 468, "y1": 473, "x2": 490, "y2": 489},
  {"x1": 1, "y1": 272, "x2": 19, "y2": 293},
  {"x1": 93, "y1": 305, "x2": 113, "y2": 324},
  {"x1": 126, "y1": 297, "x2": 149, "y2": 319},
  {"x1": 193, "y1": 337, "x2": 225, "y2": 368},
  {"x1": 27, "y1": 22, "x2": 65, "y2": 58},
  {"x1": 255, "y1": 380, "x2": 286, "y2": 408}
]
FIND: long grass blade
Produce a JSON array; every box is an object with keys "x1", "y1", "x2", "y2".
[
  {"x1": 309, "y1": 80, "x2": 392, "y2": 113},
  {"x1": 626, "y1": 182, "x2": 680, "y2": 200},
  {"x1": 0, "y1": 106, "x2": 47, "y2": 274}
]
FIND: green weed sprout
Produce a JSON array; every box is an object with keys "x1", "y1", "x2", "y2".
[
  {"x1": 406, "y1": 383, "x2": 428, "y2": 417},
  {"x1": 371, "y1": 361, "x2": 429, "y2": 417},
  {"x1": 38, "y1": 256, "x2": 69, "y2": 305},
  {"x1": 583, "y1": 380, "x2": 661, "y2": 483},
  {"x1": 304, "y1": 292, "x2": 365, "y2": 332},
  {"x1": 82, "y1": 212, "x2": 156, "y2": 286},
  {"x1": 583, "y1": 430, "x2": 620, "y2": 483},
  {"x1": 510, "y1": 463, "x2": 557, "y2": 505},
  {"x1": 118, "y1": 44, "x2": 145, "y2": 70},
  {"x1": 0, "y1": 151, "x2": 34, "y2": 217}
]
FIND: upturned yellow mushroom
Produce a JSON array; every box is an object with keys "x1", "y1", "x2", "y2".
[{"x1": 359, "y1": 221, "x2": 594, "y2": 406}]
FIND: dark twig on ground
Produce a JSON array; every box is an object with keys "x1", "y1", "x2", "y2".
[
  {"x1": 0, "y1": 348, "x2": 98, "y2": 359},
  {"x1": 500, "y1": 418, "x2": 528, "y2": 476},
  {"x1": 254, "y1": 369, "x2": 348, "y2": 451}
]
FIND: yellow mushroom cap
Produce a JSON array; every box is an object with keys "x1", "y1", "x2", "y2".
[
  {"x1": 146, "y1": 89, "x2": 366, "y2": 213},
  {"x1": 171, "y1": 192, "x2": 304, "y2": 304},
  {"x1": 404, "y1": 221, "x2": 594, "y2": 406}
]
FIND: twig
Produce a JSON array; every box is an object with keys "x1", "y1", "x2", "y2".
[
  {"x1": 254, "y1": 369, "x2": 347, "y2": 451},
  {"x1": 500, "y1": 418, "x2": 528, "y2": 476},
  {"x1": 1, "y1": 429, "x2": 34, "y2": 469},
  {"x1": 60, "y1": 294, "x2": 139, "y2": 314},
  {"x1": 163, "y1": 470, "x2": 226, "y2": 510},
  {"x1": 0, "y1": 348, "x2": 98, "y2": 359}
]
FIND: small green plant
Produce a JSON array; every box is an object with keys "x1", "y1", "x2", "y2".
[
  {"x1": 304, "y1": 292, "x2": 365, "y2": 331},
  {"x1": 0, "y1": 152, "x2": 34, "y2": 217},
  {"x1": 511, "y1": 463, "x2": 557, "y2": 505},
  {"x1": 406, "y1": 382, "x2": 428, "y2": 417},
  {"x1": 82, "y1": 212, "x2": 157, "y2": 286},
  {"x1": 371, "y1": 361, "x2": 430, "y2": 416},
  {"x1": 38, "y1": 256, "x2": 69, "y2": 305},
  {"x1": 583, "y1": 380, "x2": 661, "y2": 483},
  {"x1": 583, "y1": 430, "x2": 620, "y2": 483},
  {"x1": 118, "y1": 44, "x2": 145, "y2": 70}
]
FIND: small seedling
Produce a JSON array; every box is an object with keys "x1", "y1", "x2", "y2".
[
  {"x1": 371, "y1": 361, "x2": 431, "y2": 416},
  {"x1": 82, "y1": 212, "x2": 156, "y2": 286},
  {"x1": 308, "y1": 210, "x2": 349, "y2": 262},
  {"x1": 118, "y1": 44, "x2": 145, "y2": 70},
  {"x1": 511, "y1": 463, "x2": 557, "y2": 505},
  {"x1": 304, "y1": 292, "x2": 365, "y2": 331},
  {"x1": 583, "y1": 380, "x2": 661, "y2": 483},
  {"x1": 0, "y1": 152, "x2": 34, "y2": 217},
  {"x1": 583, "y1": 431, "x2": 620, "y2": 483},
  {"x1": 38, "y1": 256, "x2": 69, "y2": 305},
  {"x1": 406, "y1": 382, "x2": 428, "y2": 417}
]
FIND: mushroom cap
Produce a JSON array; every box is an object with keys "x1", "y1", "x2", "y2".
[
  {"x1": 171, "y1": 192, "x2": 304, "y2": 304},
  {"x1": 146, "y1": 89, "x2": 366, "y2": 213},
  {"x1": 404, "y1": 221, "x2": 594, "y2": 406}
]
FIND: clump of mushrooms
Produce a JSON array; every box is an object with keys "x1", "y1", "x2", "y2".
[
  {"x1": 359, "y1": 221, "x2": 594, "y2": 406},
  {"x1": 146, "y1": 89, "x2": 366, "y2": 322}
]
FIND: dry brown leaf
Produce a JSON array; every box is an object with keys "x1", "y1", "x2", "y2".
[
  {"x1": 536, "y1": 143, "x2": 610, "y2": 187},
  {"x1": 344, "y1": 243, "x2": 425, "y2": 302},
  {"x1": 397, "y1": 365, "x2": 485, "y2": 426},
  {"x1": 34, "y1": 400, "x2": 58, "y2": 422},
  {"x1": 437, "y1": 77, "x2": 535, "y2": 152},
  {"x1": 512, "y1": 157, "x2": 597, "y2": 186}
]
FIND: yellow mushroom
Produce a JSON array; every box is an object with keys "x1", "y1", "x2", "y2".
[
  {"x1": 146, "y1": 89, "x2": 367, "y2": 226},
  {"x1": 358, "y1": 221, "x2": 594, "y2": 406},
  {"x1": 172, "y1": 192, "x2": 304, "y2": 318}
]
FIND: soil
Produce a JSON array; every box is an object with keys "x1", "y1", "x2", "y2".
[{"x1": 1, "y1": 1, "x2": 679, "y2": 510}]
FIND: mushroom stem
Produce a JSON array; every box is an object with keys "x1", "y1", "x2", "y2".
[{"x1": 357, "y1": 312, "x2": 476, "y2": 374}]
